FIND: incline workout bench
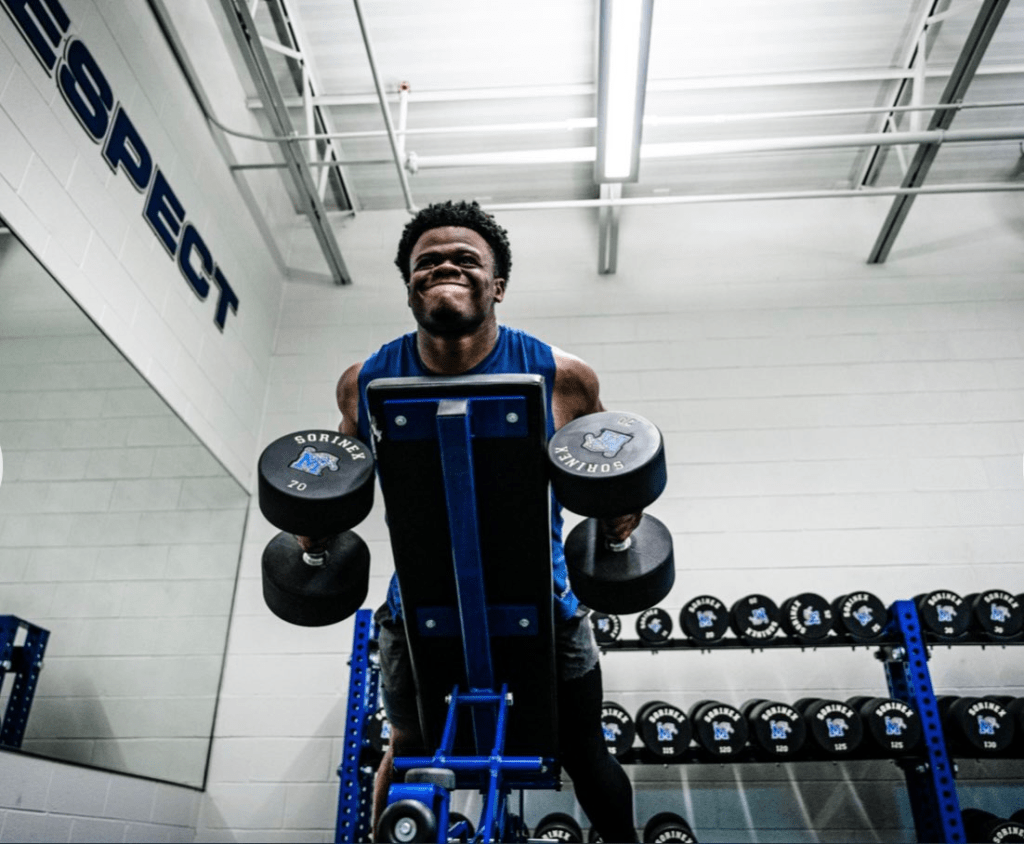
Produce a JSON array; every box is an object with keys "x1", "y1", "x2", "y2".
[{"x1": 366, "y1": 374, "x2": 562, "y2": 842}]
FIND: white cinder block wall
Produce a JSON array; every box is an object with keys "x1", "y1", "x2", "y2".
[
  {"x1": 200, "y1": 195, "x2": 1024, "y2": 843},
  {"x1": 0, "y1": 1, "x2": 290, "y2": 839}
]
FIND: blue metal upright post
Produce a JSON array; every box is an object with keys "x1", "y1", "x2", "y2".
[
  {"x1": 336, "y1": 608, "x2": 377, "y2": 844},
  {"x1": 884, "y1": 600, "x2": 965, "y2": 844},
  {"x1": 0, "y1": 616, "x2": 49, "y2": 749}
]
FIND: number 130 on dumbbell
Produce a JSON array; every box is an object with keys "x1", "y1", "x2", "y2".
[{"x1": 256, "y1": 410, "x2": 674, "y2": 625}]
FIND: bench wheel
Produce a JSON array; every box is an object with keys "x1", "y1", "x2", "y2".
[{"x1": 378, "y1": 799, "x2": 438, "y2": 843}]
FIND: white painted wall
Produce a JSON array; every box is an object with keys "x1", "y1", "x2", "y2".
[
  {"x1": 0, "y1": 1, "x2": 288, "y2": 838},
  {"x1": 199, "y1": 194, "x2": 1024, "y2": 842},
  {"x1": 0, "y1": 0, "x2": 286, "y2": 487}
]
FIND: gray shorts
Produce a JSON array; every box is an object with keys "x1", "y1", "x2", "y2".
[{"x1": 374, "y1": 603, "x2": 600, "y2": 736}]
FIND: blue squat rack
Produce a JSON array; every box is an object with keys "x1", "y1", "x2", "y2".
[
  {"x1": 336, "y1": 392, "x2": 558, "y2": 843},
  {"x1": 0, "y1": 616, "x2": 49, "y2": 749}
]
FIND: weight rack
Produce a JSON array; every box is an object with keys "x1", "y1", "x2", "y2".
[
  {"x1": 337, "y1": 600, "x2": 1021, "y2": 843},
  {"x1": 0, "y1": 615, "x2": 49, "y2": 749}
]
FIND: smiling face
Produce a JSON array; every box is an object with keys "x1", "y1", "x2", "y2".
[{"x1": 406, "y1": 226, "x2": 506, "y2": 338}]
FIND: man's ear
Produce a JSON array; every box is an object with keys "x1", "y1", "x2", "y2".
[{"x1": 493, "y1": 277, "x2": 507, "y2": 303}]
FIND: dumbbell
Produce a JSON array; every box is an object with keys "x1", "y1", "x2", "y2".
[
  {"x1": 961, "y1": 808, "x2": 1024, "y2": 843},
  {"x1": 533, "y1": 812, "x2": 584, "y2": 842},
  {"x1": 635, "y1": 701, "x2": 691, "y2": 759},
  {"x1": 845, "y1": 696, "x2": 922, "y2": 757},
  {"x1": 590, "y1": 611, "x2": 622, "y2": 645},
  {"x1": 257, "y1": 430, "x2": 375, "y2": 626},
  {"x1": 831, "y1": 592, "x2": 889, "y2": 642},
  {"x1": 986, "y1": 696, "x2": 1024, "y2": 753},
  {"x1": 377, "y1": 798, "x2": 437, "y2": 843},
  {"x1": 938, "y1": 695, "x2": 1015, "y2": 756},
  {"x1": 636, "y1": 607, "x2": 673, "y2": 645},
  {"x1": 688, "y1": 700, "x2": 748, "y2": 760},
  {"x1": 729, "y1": 594, "x2": 781, "y2": 645},
  {"x1": 643, "y1": 812, "x2": 697, "y2": 843},
  {"x1": 794, "y1": 698, "x2": 863, "y2": 758},
  {"x1": 741, "y1": 699, "x2": 806, "y2": 759},
  {"x1": 600, "y1": 701, "x2": 636, "y2": 759},
  {"x1": 780, "y1": 593, "x2": 834, "y2": 644},
  {"x1": 548, "y1": 411, "x2": 674, "y2": 614},
  {"x1": 914, "y1": 590, "x2": 969, "y2": 640},
  {"x1": 963, "y1": 590, "x2": 1024, "y2": 640},
  {"x1": 679, "y1": 595, "x2": 730, "y2": 644}
]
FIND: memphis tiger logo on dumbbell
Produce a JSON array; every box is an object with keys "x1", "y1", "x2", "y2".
[
  {"x1": 257, "y1": 430, "x2": 376, "y2": 627},
  {"x1": 548, "y1": 411, "x2": 674, "y2": 615}
]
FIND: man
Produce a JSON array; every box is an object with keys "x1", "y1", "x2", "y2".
[{"x1": 331, "y1": 200, "x2": 639, "y2": 841}]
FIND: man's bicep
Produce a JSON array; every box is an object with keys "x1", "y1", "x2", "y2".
[
  {"x1": 552, "y1": 348, "x2": 603, "y2": 426},
  {"x1": 336, "y1": 362, "x2": 362, "y2": 436}
]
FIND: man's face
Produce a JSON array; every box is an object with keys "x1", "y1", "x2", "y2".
[{"x1": 406, "y1": 226, "x2": 506, "y2": 337}]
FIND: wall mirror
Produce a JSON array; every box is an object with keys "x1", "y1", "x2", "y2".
[{"x1": 0, "y1": 221, "x2": 247, "y2": 788}]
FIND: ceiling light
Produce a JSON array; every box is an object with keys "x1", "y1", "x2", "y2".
[{"x1": 596, "y1": 0, "x2": 654, "y2": 183}]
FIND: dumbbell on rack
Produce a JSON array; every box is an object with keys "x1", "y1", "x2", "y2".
[
  {"x1": 257, "y1": 430, "x2": 375, "y2": 626},
  {"x1": 793, "y1": 698, "x2": 864, "y2": 758},
  {"x1": 635, "y1": 701, "x2": 691, "y2": 760},
  {"x1": 679, "y1": 595, "x2": 730, "y2": 644},
  {"x1": 779, "y1": 593, "x2": 834, "y2": 644},
  {"x1": 729, "y1": 595, "x2": 781, "y2": 645},
  {"x1": 741, "y1": 699, "x2": 806, "y2": 759},
  {"x1": 600, "y1": 701, "x2": 636, "y2": 759},
  {"x1": 533, "y1": 812, "x2": 584, "y2": 842},
  {"x1": 643, "y1": 812, "x2": 698, "y2": 843},
  {"x1": 688, "y1": 700, "x2": 748, "y2": 760},
  {"x1": 831, "y1": 592, "x2": 889, "y2": 642},
  {"x1": 846, "y1": 696, "x2": 922, "y2": 757},
  {"x1": 961, "y1": 808, "x2": 1024, "y2": 843},
  {"x1": 548, "y1": 411, "x2": 674, "y2": 614},
  {"x1": 963, "y1": 590, "x2": 1024, "y2": 640},
  {"x1": 938, "y1": 695, "x2": 1016, "y2": 756}
]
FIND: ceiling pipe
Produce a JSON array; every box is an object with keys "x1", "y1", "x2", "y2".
[
  {"x1": 350, "y1": 0, "x2": 417, "y2": 213},
  {"x1": 405, "y1": 125, "x2": 1024, "y2": 169},
  {"x1": 478, "y1": 182, "x2": 1024, "y2": 213}
]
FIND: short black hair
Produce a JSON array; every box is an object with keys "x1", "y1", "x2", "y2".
[{"x1": 394, "y1": 200, "x2": 511, "y2": 284}]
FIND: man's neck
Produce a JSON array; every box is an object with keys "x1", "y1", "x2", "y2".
[{"x1": 416, "y1": 320, "x2": 501, "y2": 375}]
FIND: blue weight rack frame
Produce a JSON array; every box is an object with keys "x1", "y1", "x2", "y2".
[
  {"x1": 337, "y1": 393, "x2": 557, "y2": 843},
  {"x1": 884, "y1": 599, "x2": 966, "y2": 844},
  {"x1": 0, "y1": 615, "x2": 49, "y2": 749}
]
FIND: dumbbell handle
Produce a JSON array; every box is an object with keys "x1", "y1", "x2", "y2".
[
  {"x1": 607, "y1": 537, "x2": 633, "y2": 553},
  {"x1": 302, "y1": 550, "x2": 328, "y2": 567}
]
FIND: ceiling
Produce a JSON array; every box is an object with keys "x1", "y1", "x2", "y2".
[{"x1": 179, "y1": 0, "x2": 1024, "y2": 274}]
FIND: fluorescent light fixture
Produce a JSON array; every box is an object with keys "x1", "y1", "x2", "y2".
[{"x1": 596, "y1": 0, "x2": 654, "y2": 183}]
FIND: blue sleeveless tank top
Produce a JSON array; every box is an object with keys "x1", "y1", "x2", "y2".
[{"x1": 356, "y1": 326, "x2": 577, "y2": 622}]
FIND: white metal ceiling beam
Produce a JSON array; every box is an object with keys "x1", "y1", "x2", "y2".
[
  {"x1": 260, "y1": 0, "x2": 359, "y2": 212},
  {"x1": 867, "y1": 0, "x2": 1012, "y2": 264},
  {"x1": 246, "y1": 64, "x2": 1024, "y2": 111},
  {"x1": 597, "y1": 184, "x2": 621, "y2": 275},
  {"x1": 217, "y1": 0, "x2": 351, "y2": 283}
]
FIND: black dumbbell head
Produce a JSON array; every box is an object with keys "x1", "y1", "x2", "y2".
[
  {"x1": 780, "y1": 593, "x2": 834, "y2": 642},
  {"x1": 851, "y1": 697, "x2": 922, "y2": 756},
  {"x1": 943, "y1": 696, "x2": 1015, "y2": 754},
  {"x1": 914, "y1": 590, "x2": 969, "y2": 639},
  {"x1": 643, "y1": 812, "x2": 696, "y2": 843},
  {"x1": 832, "y1": 592, "x2": 889, "y2": 641},
  {"x1": 730, "y1": 594, "x2": 781, "y2": 644},
  {"x1": 636, "y1": 607, "x2": 673, "y2": 644},
  {"x1": 533, "y1": 812, "x2": 584, "y2": 842},
  {"x1": 745, "y1": 700, "x2": 806, "y2": 758},
  {"x1": 565, "y1": 515, "x2": 675, "y2": 614},
  {"x1": 800, "y1": 699, "x2": 863, "y2": 757},
  {"x1": 262, "y1": 530, "x2": 369, "y2": 626},
  {"x1": 600, "y1": 701, "x2": 636, "y2": 759},
  {"x1": 548, "y1": 410, "x2": 667, "y2": 519},
  {"x1": 689, "y1": 700, "x2": 748, "y2": 760},
  {"x1": 966, "y1": 590, "x2": 1024, "y2": 639},
  {"x1": 635, "y1": 701, "x2": 691, "y2": 759},
  {"x1": 590, "y1": 611, "x2": 622, "y2": 645},
  {"x1": 680, "y1": 595, "x2": 730, "y2": 644},
  {"x1": 258, "y1": 429, "x2": 375, "y2": 537},
  {"x1": 377, "y1": 799, "x2": 438, "y2": 843}
]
